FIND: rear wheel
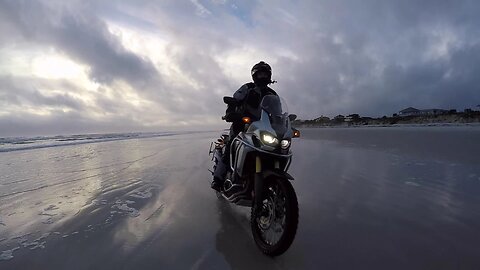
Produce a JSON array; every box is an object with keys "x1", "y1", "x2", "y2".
[{"x1": 251, "y1": 178, "x2": 298, "y2": 256}]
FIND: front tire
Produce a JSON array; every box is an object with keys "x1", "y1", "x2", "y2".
[{"x1": 251, "y1": 178, "x2": 298, "y2": 256}]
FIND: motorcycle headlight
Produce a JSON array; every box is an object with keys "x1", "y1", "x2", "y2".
[
  {"x1": 280, "y1": 139, "x2": 290, "y2": 149},
  {"x1": 261, "y1": 133, "x2": 278, "y2": 145}
]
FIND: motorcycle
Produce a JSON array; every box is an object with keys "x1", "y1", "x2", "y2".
[{"x1": 209, "y1": 95, "x2": 300, "y2": 256}]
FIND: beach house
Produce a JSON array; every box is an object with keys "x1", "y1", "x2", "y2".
[{"x1": 398, "y1": 107, "x2": 448, "y2": 117}]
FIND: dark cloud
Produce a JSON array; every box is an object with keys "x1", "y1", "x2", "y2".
[
  {"x1": 0, "y1": 0, "x2": 160, "y2": 88},
  {"x1": 264, "y1": 0, "x2": 480, "y2": 117},
  {"x1": 0, "y1": 75, "x2": 86, "y2": 111}
]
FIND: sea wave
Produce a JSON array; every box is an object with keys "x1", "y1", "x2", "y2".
[{"x1": 0, "y1": 132, "x2": 178, "y2": 153}]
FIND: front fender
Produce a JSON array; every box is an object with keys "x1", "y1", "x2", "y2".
[{"x1": 254, "y1": 168, "x2": 295, "y2": 210}]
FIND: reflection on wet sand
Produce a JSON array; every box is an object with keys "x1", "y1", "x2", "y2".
[
  {"x1": 215, "y1": 198, "x2": 278, "y2": 269},
  {"x1": 1, "y1": 129, "x2": 479, "y2": 269}
]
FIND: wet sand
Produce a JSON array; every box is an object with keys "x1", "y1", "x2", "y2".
[{"x1": 1, "y1": 127, "x2": 479, "y2": 269}]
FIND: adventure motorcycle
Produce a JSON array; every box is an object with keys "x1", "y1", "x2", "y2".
[{"x1": 209, "y1": 95, "x2": 300, "y2": 256}]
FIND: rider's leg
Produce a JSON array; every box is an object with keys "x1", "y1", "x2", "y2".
[{"x1": 211, "y1": 125, "x2": 238, "y2": 190}]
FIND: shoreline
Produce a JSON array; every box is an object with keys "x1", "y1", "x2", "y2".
[
  {"x1": 294, "y1": 112, "x2": 480, "y2": 129},
  {"x1": 294, "y1": 122, "x2": 480, "y2": 129}
]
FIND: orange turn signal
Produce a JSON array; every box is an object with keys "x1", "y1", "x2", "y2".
[
  {"x1": 293, "y1": 130, "x2": 300, "y2": 138},
  {"x1": 242, "y1": 117, "x2": 251, "y2": 124}
]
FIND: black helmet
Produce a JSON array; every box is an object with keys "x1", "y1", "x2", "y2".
[{"x1": 251, "y1": 61, "x2": 272, "y2": 86}]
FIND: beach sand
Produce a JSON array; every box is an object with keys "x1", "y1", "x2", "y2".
[{"x1": 1, "y1": 127, "x2": 479, "y2": 269}]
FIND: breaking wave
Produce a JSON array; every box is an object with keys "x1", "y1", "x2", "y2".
[{"x1": 0, "y1": 132, "x2": 180, "y2": 152}]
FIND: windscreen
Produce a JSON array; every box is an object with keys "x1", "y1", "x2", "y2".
[{"x1": 261, "y1": 95, "x2": 289, "y2": 137}]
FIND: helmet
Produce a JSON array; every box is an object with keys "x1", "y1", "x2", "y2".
[{"x1": 251, "y1": 61, "x2": 272, "y2": 86}]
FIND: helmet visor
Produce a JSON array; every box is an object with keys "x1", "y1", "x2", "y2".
[
  {"x1": 253, "y1": 70, "x2": 271, "y2": 79},
  {"x1": 251, "y1": 65, "x2": 271, "y2": 76}
]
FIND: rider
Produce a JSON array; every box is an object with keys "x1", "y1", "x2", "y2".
[{"x1": 212, "y1": 61, "x2": 278, "y2": 191}]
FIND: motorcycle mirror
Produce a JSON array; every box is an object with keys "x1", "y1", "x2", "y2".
[{"x1": 288, "y1": 114, "x2": 297, "y2": 121}]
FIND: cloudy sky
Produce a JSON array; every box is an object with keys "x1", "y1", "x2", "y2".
[{"x1": 1, "y1": 0, "x2": 479, "y2": 136}]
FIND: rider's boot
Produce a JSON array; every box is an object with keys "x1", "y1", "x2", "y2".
[
  {"x1": 212, "y1": 155, "x2": 227, "y2": 191},
  {"x1": 211, "y1": 177, "x2": 223, "y2": 191},
  {"x1": 212, "y1": 135, "x2": 233, "y2": 192}
]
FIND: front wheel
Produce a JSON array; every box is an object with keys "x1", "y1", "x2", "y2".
[{"x1": 251, "y1": 178, "x2": 298, "y2": 256}]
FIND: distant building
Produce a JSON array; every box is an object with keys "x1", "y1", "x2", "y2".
[
  {"x1": 334, "y1": 115, "x2": 345, "y2": 122},
  {"x1": 398, "y1": 107, "x2": 448, "y2": 117},
  {"x1": 398, "y1": 107, "x2": 421, "y2": 116},
  {"x1": 420, "y1": 109, "x2": 448, "y2": 115},
  {"x1": 314, "y1": 116, "x2": 330, "y2": 123},
  {"x1": 463, "y1": 105, "x2": 480, "y2": 113}
]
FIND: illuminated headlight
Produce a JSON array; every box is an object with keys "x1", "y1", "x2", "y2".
[
  {"x1": 261, "y1": 133, "x2": 278, "y2": 145},
  {"x1": 280, "y1": 139, "x2": 290, "y2": 149}
]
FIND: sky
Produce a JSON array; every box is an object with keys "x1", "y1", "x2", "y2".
[{"x1": 0, "y1": 0, "x2": 479, "y2": 136}]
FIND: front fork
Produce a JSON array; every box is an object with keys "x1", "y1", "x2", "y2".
[
  {"x1": 254, "y1": 156, "x2": 281, "y2": 208},
  {"x1": 254, "y1": 156, "x2": 263, "y2": 209}
]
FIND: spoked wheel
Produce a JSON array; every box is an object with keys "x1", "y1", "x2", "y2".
[{"x1": 251, "y1": 178, "x2": 298, "y2": 256}]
